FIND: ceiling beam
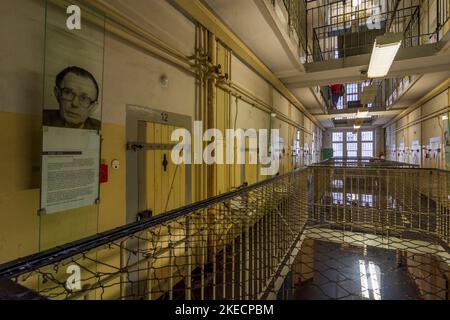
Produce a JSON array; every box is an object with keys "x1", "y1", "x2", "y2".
[
  {"x1": 314, "y1": 109, "x2": 403, "y2": 121},
  {"x1": 283, "y1": 43, "x2": 450, "y2": 88}
]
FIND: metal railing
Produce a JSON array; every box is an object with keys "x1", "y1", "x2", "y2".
[
  {"x1": 322, "y1": 79, "x2": 387, "y2": 111},
  {"x1": 307, "y1": 0, "x2": 450, "y2": 62},
  {"x1": 0, "y1": 161, "x2": 449, "y2": 300},
  {"x1": 0, "y1": 169, "x2": 310, "y2": 300},
  {"x1": 312, "y1": 156, "x2": 420, "y2": 168},
  {"x1": 321, "y1": 73, "x2": 419, "y2": 112},
  {"x1": 303, "y1": 165, "x2": 450, "y2": 300},
  {"x1": 272, "y1": 0, "x2": 311, "y2": 61}
]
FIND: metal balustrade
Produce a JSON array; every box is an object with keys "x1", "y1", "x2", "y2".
[
  {"x1": 299, "y1": 164, "x2": 450, "y2": 300},
  {"x1": 306, "y1": 0, "x2": 450, "y2": 63},
  {"x1": 0, "y1": 161, "x2": 449, "y2": 300},
  {"x1": 271, "y1": 0, "x2": 310, "y2": 61},
  {"x1": 0, "y1": 170, "x2": 310, "y2": 300}
]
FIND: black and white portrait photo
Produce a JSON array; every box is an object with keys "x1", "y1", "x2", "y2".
[
  {"x1": 43, "y1": 66, "x2": 101, "y2": 130},
  {"x1": 40, "y1": 1, "x2": 104, "y2": 215}
]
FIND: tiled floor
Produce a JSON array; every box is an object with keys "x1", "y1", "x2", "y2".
[{"x1": 294, "y1": 240, "x2": 421, "y2": 300}]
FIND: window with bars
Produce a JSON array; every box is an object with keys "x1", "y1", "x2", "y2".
[
  {"x1": 347, "y1": 132, "x2": 358, "y2": 142},
  {"x1": 331, "y1": 130, "x2": 375, "y2": 158},
  {"x1": 346, "y1": 83, "x2": 359, "y2": 102},
  {"x1": 332, "y1": 132, "x2": 344, "y2": 142},
  {"x1": 361, "y1": 194, "x2": 374, "y2": 207},
  {"x1": 347, "y1": 142, "x2": 358, "y2": 157},
  {"x1": 361, "y1": 130, "x2": 374, "y2": 157},
  {"x1": 361, "y1": 131, "x2": 373, "y2": 141},
  {"x1": 362, "y1": 142, "x2": 373, "y2": 157},
  {"x1": 333, "y1": 143, "x2": 343, "y2": 157},
  {"x1": 332, "y1": 192, "x2": 344, "y2": 205}
]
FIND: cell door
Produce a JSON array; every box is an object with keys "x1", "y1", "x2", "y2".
[
  {"x1": 126, "y1": 105, "x2": 191, "y2": 223},
  {"x1": 125, "y1": 105, "x2": 192, "y2": 298}
]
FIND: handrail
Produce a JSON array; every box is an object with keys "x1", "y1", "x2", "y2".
[
  {"x1": 311, "y1": 157, "x2": 420, "y2": 168},
  {"x1": 1, "y1": 164, "x2": 449, "y2": 300},
  {"x1": 307, "y1": 0, "x2": 448, "y2": 63},
  {"x1": 0, "y1": 168, "x2": 305, "y2": 279}
]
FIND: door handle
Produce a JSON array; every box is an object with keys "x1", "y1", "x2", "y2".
[{"x1": 162, "y1": 154, "x2": 168, "y2": 172}]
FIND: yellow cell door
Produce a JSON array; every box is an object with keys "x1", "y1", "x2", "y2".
[
  {"x1": 127, "y1": 105, "x2": 191, "y2": 223},
  {"x1": 137, "y1": 121, "x2": 186, "y2": 218},
  {"x1": 125, "y1": 106, "x2": 192, "y2": 299}
]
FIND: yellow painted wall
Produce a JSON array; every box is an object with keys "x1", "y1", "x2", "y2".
[
  {"x1": 0, "y1": 0, "x2": 323, "y2": 270},
  {"x1": 0, "y1": 113, "x2": 127, "y2": 263},
  {"x1": 386, "y1": 85, "x2": 449, "y2": 168}
]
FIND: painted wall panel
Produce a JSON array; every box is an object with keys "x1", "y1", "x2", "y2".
[{"x1": 231, "y1": 54, "x2": 272, "y2": 106}]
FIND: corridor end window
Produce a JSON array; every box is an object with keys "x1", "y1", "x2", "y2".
[
  {"x1": 347, "y1": 132, "x2": 358, "y2": 142},
  {"x1": 332, "y1": 132, "x2": 343, "y2": 157},
  {"x1": 361, "y1": 131, "x2": 374, "y2": 157},
  {"x1": 347, "y1": 143, "x2": 358, "y2": 157},
  {"x1": 332, "y1": 132, "x2": 343, "y2": 142},
  {"x1": 362, "y1": 143, "x2": 373, "y2": 157},
  {"x1": 361, "y1": 131, "x2": 373, "y2": 141},
  {"x1": 333, "y1": 143, "x2": 343, "y2": 157}
]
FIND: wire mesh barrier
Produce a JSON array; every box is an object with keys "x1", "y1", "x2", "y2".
[
  {"x1": 306, "y1": 0, "x2": 450, "y2": 62},
  {"x1": 0, "y1": 163, "x2": 449, "y2": 300},
  {"x1": 0, "y1": 170, "x2": 310, "y2": 300},
  {"x1": 288, "y1": 165, "x2": 450, "y2": 300},
  {"x1": 272, "y1": 0, "x2": 310, "y2": 61},
  {"x1": 311, "y1": 157, "x2": 420, "y2": 168}
]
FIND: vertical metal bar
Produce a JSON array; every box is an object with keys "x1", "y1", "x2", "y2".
[
  {"x1": 201, "y1": 229, "x2": 205, "y2": 300},
  {"x1": 379, "y1": 169, "x2": 382, "y2": 228},
  {"x1": 403, "y1": 170, "x2": 406, "y2": 228},
  {"x1": 147, "y1": 260, "x2": 153, "y2": 301},
  {"x1": 256, "y1": 207, "x2": 261, "y2": 297},
  {"x1": 231, "y1": 224, "x2": 235, "y2": 300},
  {"x1": 248, "y1": 219, "x2": 253, "y2": 300},
  {"x1": 350, "y1": 169, "x2": 353, "y2": 225},
  {"x1": 386, "y1": 169, "x2": 390, "y2": 227},
  {"x1": 263, "y1": 206, "x2": 267, "y2": 289},
  {"x1": 419, "y1": 171, "x2": 422, "y2": 230},
  {"x1": 212, "y1": 225, "x2": 216, "y2": 300},
  {"x1": 394, "y1": 170, "x2": 398, "y2": 227},
  {"x1": 436, "y1": 171, "x2": 440, "y2": 236},
  {"x1": 169, "y1": 245, "x2": 174, "y2": 300},
  {"x1": 239, "y1": 222, "x2": 243, "y2": 300},
  {"x1": 410, "y1": 171, "x2": 413, "y2": 231},
  {"x1": 186, "y1": 215, "x2": 192, "y2": 300},
  {"x1": 222, "y1": 240, "x2": 226, "y2": 300},
  {"x1": 428, "y1": 171, "x2": 431, "y2": 232},
  {"x1": 120, "y1": 240, "x2": 127, "y2": 300},
  {"x1": 245, "y1": 221, "x2": 250, "y2": 299},
  {"x1": 343, "y1": 168, "x2": 347, "y2": 224}
]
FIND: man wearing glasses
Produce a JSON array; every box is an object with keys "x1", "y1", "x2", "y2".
[{"x1": 43, "y1": 66, "x2": 101, "y2": 130}]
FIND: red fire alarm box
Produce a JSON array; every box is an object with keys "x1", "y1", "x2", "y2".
[{"x1": 100, "y1": 164, "x2": 108, "y2": 183}]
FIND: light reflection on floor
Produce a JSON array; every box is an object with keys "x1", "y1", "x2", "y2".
[{"x1": 294, "y1": 240, "x2": 421, "y2": 300}]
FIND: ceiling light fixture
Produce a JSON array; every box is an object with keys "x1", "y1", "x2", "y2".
[
  {"x1": 368, "y1": 33, "x2": 403, "y2": 78},
  {"x1": 354, "y1": 124, "x2": 361, "y2": 130}
]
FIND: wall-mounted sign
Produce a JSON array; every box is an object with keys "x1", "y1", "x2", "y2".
[
  {"x1": 40, "y1": 0, "x2": 104, "y2": 215},
  {"x1": 40, "y1": 67, "x2": 102, "y2": 215},
  {"x1": 411, "y1": 140, "x2": 420, "y2": 166},
  {"x1": 41, "y1": 127, "x2": 100, "y2": 214},
  {"x1": 398, "y1": 142, "x2": 405, "y2": 162}
]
